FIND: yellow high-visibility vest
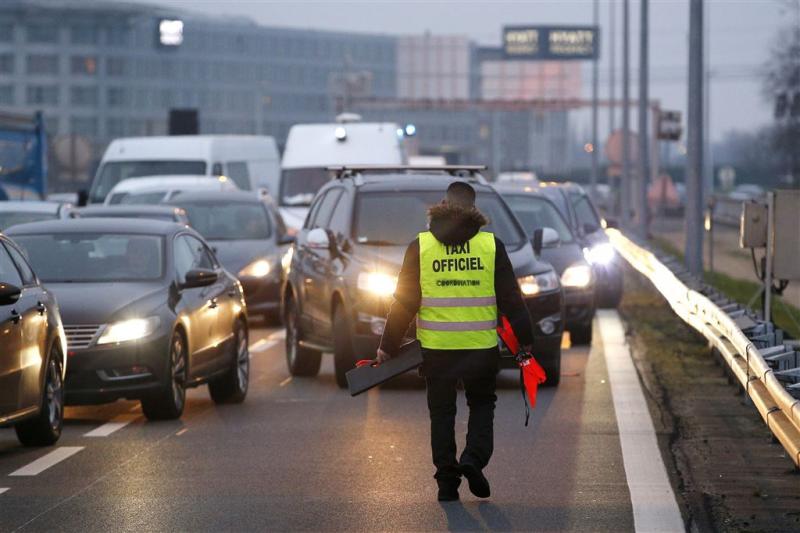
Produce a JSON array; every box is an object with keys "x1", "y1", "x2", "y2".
[{"x1": 417, "y1": 230, "x2": 497, "y2": 350}]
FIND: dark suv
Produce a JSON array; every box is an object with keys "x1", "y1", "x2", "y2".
[
  {"x1": 282, "y1": 166, "x2": 565, "y2": 388},
  {"x1": 536, "y1": 182, "x2": 623, "y2": 308}
]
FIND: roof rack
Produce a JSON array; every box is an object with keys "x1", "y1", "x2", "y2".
[{"x1": 327, "y1": 165, "x2": 488, "y2": 180}]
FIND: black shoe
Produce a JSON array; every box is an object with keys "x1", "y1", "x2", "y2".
[
  {"x1": 437, "y1": 481, "x2": 460, "y2": 502},
  {"x1": 459, "y1": 463, "x2": 490, "y2": 498}
]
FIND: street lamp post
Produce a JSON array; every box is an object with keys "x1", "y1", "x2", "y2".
[
  {"x1": 685, "y1": 0, "x2": 705, "y2": 274},
  {"x1": 637, "y1": 0, "x2": 650, "y2": 238},
  {"x1": 590, "y1": 0, "x2": 599, "y2": 199},
  {"x1": 621, "y1": 0, "x2": 631, "y2": 228}
]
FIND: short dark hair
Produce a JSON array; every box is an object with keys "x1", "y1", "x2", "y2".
[{"x1": 445, "y1": 181, "x2": 476, "y2": 208}]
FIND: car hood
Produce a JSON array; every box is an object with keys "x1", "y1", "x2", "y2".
[
  {"x1": 48, "y1": 281, "x2": 168, "y2": 325},
  {"x1": 279, "y1": 207, "x2": 308, "y2": 231},
  {"x1": 209, "y1": 239, "x2": 279, "y2": 275},
  {"x1": 539, "y1": 242, "x2": 585, "y2": 275},
  {"x1": 353, "y1": 241, "x2": 555, "y2": 279}
]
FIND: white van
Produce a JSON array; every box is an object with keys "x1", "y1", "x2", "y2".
[
  {"x1": 103, "y1": 175, "x2": 239, "y2": 205},
  {"x1": 280, "y1": 117, "x2": 405, "y2": 229},
  {"x1": 88, "y1": 135, "x2": 280, "y2": 204}
]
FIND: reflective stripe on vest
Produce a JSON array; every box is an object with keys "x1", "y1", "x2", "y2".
[{"x1": 417, "y1": 230, "x2": 497, "y2": 350}]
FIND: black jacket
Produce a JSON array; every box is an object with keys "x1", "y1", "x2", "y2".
[{"x1": 379, "y1": 202, "x2": 535, "y2": 378}]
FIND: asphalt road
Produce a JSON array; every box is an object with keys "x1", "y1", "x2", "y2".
[{"x1": 0, "y1": 322, "x2": 643, "y2": 532}]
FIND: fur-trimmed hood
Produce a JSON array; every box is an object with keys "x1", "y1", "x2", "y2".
[{"x1": 427, "y1": 202, "x2": 489, "y2": 246}]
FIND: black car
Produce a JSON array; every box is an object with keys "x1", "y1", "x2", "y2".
[
  {"x1": 0, "y1": 234, "x2": 67, "y2": 445},
  {"x1": 78, "y1": 205, "x2": 190, "y2": 224},
  {"x1": 536, "y1": 182, "x2": 623, "y2": 308},
  {"x1": 282, "y1": 167, "x2": 564, "y2": 388},
  {"x1": 167, "y1": 190, "x2": 294, "y2": 322},
  {"x1": 494, "y1": 183, "x2": 595, "y2": 344},
  {"x1": 7, "y1": 218, "x2": 249, "y2": 421}
]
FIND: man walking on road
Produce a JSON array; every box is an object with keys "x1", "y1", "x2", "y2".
[{"x1": 377, "y1": 181, "x2": 534, "y2": 502}]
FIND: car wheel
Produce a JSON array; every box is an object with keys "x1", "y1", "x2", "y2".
[
  {"x1": 285, "y1": 296, "x2": 321, "y2": 377},
  {"x1": 209, "y1": 319, "x2": 249, "y2": 404},
  {"x1": 141, "y1": 330, "x2": 187, "y2": 421},
  {"x1": 15, "y1": 346, "x2": 64, "y2": 446},
  {"x1": 569, "y1": 324, "x2": 593, "y2": 345},
  {"x1": 332, "y1": 305, "x2": 355, "y2": 389},
  {"x1": 539, "y1": 347, "x2": 561, "y2": 388}
]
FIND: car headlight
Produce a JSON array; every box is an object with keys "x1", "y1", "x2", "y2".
[
  {"x1": 584, "y1": 243, "x2": 616, "y2": 265},
  {"x1": 239, "y1": 258, "x2": 272, "y2": 278},
  {"x1": 357, "y1": 271, "x2": 398, "y2": 297},
  {"x1": 561, "y1": 263, "x2": 593, "y2": 288},
  {"x1": 518, "y1": 271, "x2": 560, "y2": 296},
  {"x1": 97, "y1": 317, "x2": 160, "y2": 345}
]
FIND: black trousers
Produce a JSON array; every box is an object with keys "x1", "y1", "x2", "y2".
[{"x1": 425, "y1": 374, "x2": 497, "y2": 484}]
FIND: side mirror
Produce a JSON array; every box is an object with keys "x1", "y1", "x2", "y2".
[
  {"x1": 541, "y1": 227, "x2": 561, "y2": 248},
  {"x1": 0, "y1": 282, "x2": 22, "y2": 305},
  {"x1": 77, "y1": 189, "x2": 88, "y2": 207},
  {"x1": 602, "y1": 218, "x2": 619, "y2": 229},
  {"x1": 306, "y1": 228, "x2": 329, "y2": 250},
  {"x1": 532, "y1": 228, "x2": 543, "y2": 256},
  {"x1": 279, "y1": 234, "x2": 296, "y2": 245},
  {"x1": 181, "y1": 268, "x2": 218, "y2": 289}
]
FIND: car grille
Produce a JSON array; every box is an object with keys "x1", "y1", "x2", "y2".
[{"x1": 64, "y1": 325, "x2": 104, "y2": 350}]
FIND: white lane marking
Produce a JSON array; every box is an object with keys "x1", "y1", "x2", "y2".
[
  {"x1": 10, "y1": 447, "x2": 84, "y2": 477},
  {"x1": 176, "y1": 428, "x2": 188, "y2": 436},
  {"x1": 279, "y1": 376, "x2": 292, "y2": 387},
  {"x1": 0, "y1": 487, "x2": 8, "y2": 495},
  {"x1": 250, "y1": 339, "x2": 279, "y2": 353},
  {"x1": 598, "y1": 310, "x2": 684, "y2": 533},
  {"x1": 268, "y1": 330, "x2": 285, "y2": 340},
  {"x1": 84, "y1": 414, "x2": 138, "y2": 437}
]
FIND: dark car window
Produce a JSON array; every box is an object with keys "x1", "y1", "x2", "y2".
[
  {"x1": 571, "y1": 193, "x2": 601, "y2": 232},
  {"x1": 354, "y1": 191, "x2": 526, "y2": 249},
  {"x1": 539, "y1": 188, "x2": 569, "y2": 222},
  {"x1": 3, "y1": 241, "x2": 36, "y2": 286},
  {"x1": 0, "y1": 241, "x2": 23, "y2": 287},
  {"x1": 328, "y1": 190, "x2": 351, "y2": 236},
  {"x1": 186, "y1": 235, "x2": 216, "y2": 270},
  {"x1": 0, "y1": 211, "x2": 58, "y2": 230},
  {"x1": 12, "y1": 233, "x2": 164, "y2": 282},
  {"x1": 504, "y1": 195, "x2": 574, "y2": 244},
  {"x1": 312, "y1": 189, "x2": 343, "y2": 230},
  {"x1": 174, "y1": 235, "x2": 216, "y2": 283},
  {"x1": 175, "y1": 201, "x2": 272, "y2": 240},
  {"x1": 226, "y1": 161, "x2": 251, "y2": 190},
  {"x1": 90, "y1": 160, "x2": 206, "y2": 203},
  {"x1": 280, "y1": 168, "x2": 333, "y2": 207},
  {"x1": 116, "y1": 192, "x2": 168, "y2": 205}
]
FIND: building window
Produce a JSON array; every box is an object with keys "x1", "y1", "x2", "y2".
[
  {"x1": 26, "y1": 85, "x2": 59, "y2": 105},
  {"x1": 106, "y1": 26, "x2": 130, "y2": 47},
  {"x1": 106, "y1": 118, "x2": 125, "y2": 137},
  {"x1": 26, "y1": 23, "x2": 58, "y2": 44},
  {"x1": 70, "y1": 56, "x2": 97, "y2": 75},
  {"x1": 106, "y1": 57, "x2": 127, "y2": 77},
  {"x1": 0, "y1": 54, "x2": 13, "y2": 74},
  {"x1": 26, "y1": 54, "x2": 59, "y2": 75},
  {"x1": 70, "y1": 86, "x2": 98, "y2": 106},
  {"x1": 0, "y1": 85, "x2": 13, "y2": 105},
  {"x1": 70, "y1": 24, "x2": 97, "y2": 45},
  {"x1": 0, "y1": 22, "x2": 13, "y2": 43},
  {"x1": 107, "y1": 87, "x2": 128, "y2": 107},
  {"x1": 70, "y1": 117, "x2": 98, "y2": 137}
]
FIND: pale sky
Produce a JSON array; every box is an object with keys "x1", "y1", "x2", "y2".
[{"x1": 111, "y1": 0, "x2": 794, "y2": 142}]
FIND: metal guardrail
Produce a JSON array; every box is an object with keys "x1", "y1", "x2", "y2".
[{"x1": 607, "y1": 228, "x2": 800, "y2": 467}]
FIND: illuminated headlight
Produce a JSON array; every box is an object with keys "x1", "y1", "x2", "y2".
[
  {"x1": 357, "y1": 271, "x2": 397, "y2": 297},
  {"x1": 561, "y1": 263, "x2": 593, "y2": 288},
  {"x1": 97, "y1": 317, "x2": 160, "y2": 345},
  {"x1": 518, "y1": 271, "x2": 559, "y2": 296},
  {"x1": 239, "y1": 258, "x2": 272, "y2": 278},
  {"x1": 584, "y1": 243, "x2": 616, "y2": 265}
]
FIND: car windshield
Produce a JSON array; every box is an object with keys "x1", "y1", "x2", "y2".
[
  {"x1": 354, "y1": 191, "x2": 526, "y2": 249},
  {"x1": 280, "y1": 168, "x2": 333, "y2": 206},
  {"x1": 89, "y1": 160, "x2": 206, "y2": 203},
  {"x1": 503, "y1": 195, "x2": 574, "y2": 244},
  {"x1": 175, "y1": 202, "x2": 272, "y2": 240},
  {"x1": 111, "y1": 191, "x2": 169, "y2": 205},
  {"x1": 12, "y1": 233, "x2": 164, "y2": 282},
  {"x1": 0, "y1": 212, "x2": 57, "y2": 230}
]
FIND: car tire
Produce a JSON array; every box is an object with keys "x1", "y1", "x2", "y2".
[
  {"x1": 569, "y1": 324, "x2": 593, "y2": 345},
  {"x1": 332, "y1": 305, "x2": 356, "y2": 389},
  {"x1": 285, "y1": 296, "x2": 322, "y2": 377},
  {"x1": 141, "y1": 330, "x2": 187, "y2": 421},
  {"x1": 539, "y1": 347, "x2": 561, "y2": 388},
  {"x1": 209, "y1": 319, "x2": 249, "y2": 404},
  {"x1": 15, "y1": 346, "x2": 64, "y2": 446}
]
